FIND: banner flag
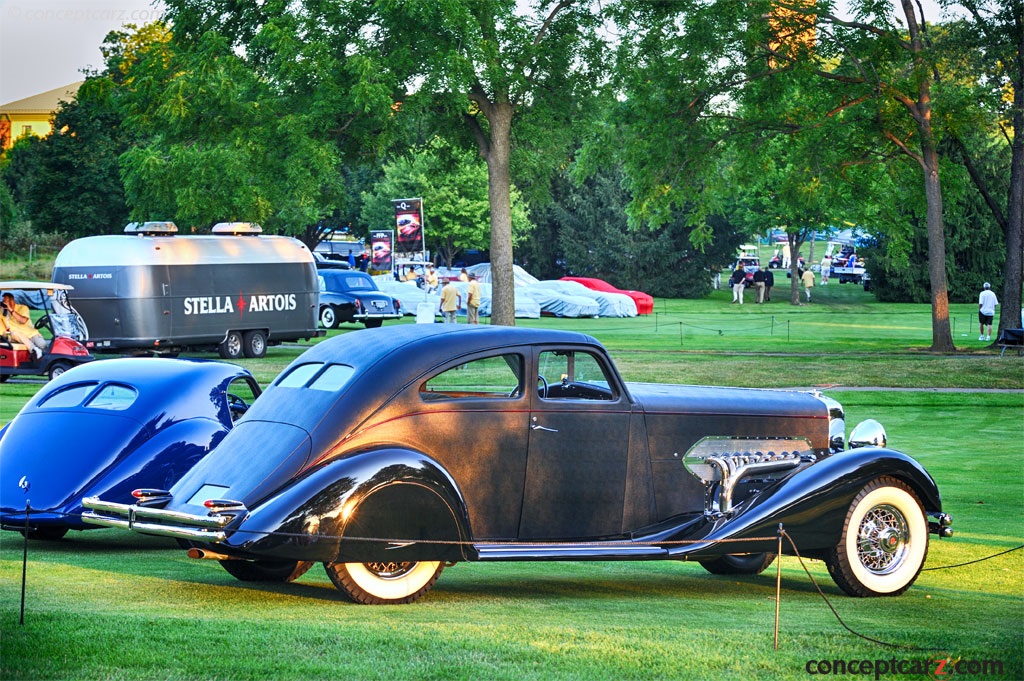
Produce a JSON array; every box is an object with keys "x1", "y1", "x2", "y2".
[
  {"x1": 369, "y1": 230, "x2": 394, "y2": 272},
  {"x1": 392, "y1": 198, "x2": 423, "y2": 253}
]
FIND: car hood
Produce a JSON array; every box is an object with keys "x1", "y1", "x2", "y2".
[
  {"x1": 168, "y1": 420, "x2": 312, "y2": 511},
  {"x1": 626, "y1": 383, "x2": 825, "y2": 419},
  {"x1": 0, "y1": 411, "x2": 141, "y2": 513}
]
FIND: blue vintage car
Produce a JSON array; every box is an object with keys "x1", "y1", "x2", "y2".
[
  {"x1": 84, "y1": 326, "x2": 952, "y2": 603},
  {"x1": 1, "y1": 358, "x2": 260, "y2": 540}
]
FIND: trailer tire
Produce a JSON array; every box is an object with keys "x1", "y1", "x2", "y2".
[
  {"x1": 242, "y1": 330, "x2": 267, "y2": 358},
  {"x1": 219, "y1": 331, "x2": 244, "y2": 359}
]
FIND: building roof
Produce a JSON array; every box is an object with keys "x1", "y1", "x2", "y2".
[{"x1": 0, "y1": 82, "x2": 83, "y2": 114}]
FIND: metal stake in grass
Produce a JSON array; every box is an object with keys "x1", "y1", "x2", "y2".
[
  {"x1": 775, "y1": 523, "x2": 784, "y2": 650},
  {"x1": 21, "y1": 499, "x2": 30, "y2": 625}
]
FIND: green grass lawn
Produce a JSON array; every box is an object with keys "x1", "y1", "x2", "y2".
[
  {"x1": 1, "y1": 293, "x2": 1022, "y2": 680},
  {"x1": 1, "y1": 392, "x2": 1021, "y2": 680}
]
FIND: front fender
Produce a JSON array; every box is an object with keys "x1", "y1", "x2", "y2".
[
  {"x1": 221, "y1": 448, "x2": 472, "y2": 563},
  {"x1": 671, "y1": 447, "x2": 942, "y2": 557}
]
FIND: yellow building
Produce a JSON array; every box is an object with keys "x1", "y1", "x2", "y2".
[{"x1": 0, "y1": 82, "x2": 82, "y2": 151}]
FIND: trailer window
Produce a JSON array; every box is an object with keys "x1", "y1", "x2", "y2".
[
  {"x1": 39, "y1": 383, "x2": 99, "y2": 409},
  {"x1": 85, "y1": 384, "x2": 138, "y2": 411}
]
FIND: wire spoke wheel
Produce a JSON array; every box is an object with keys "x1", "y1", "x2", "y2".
[
  {"x1": 856, "y1": 504, "x2": 910, "y2": 575},
  {"x1": 325, "y1": 560, "x2": 444, "y2": 605},
  {"x1": 825, "y1": 476, "x2": 928, "y2": 597}
]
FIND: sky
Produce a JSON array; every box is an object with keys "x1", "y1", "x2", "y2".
[
  {"x1": 1, "y1": 0, "x2": 956, "y2": 106},
  {"x1": 0, "y1": 0, "x2": 166, "y2": 104}
]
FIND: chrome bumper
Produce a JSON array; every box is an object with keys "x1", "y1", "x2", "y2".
[{"x1": 82, "y1": 496, "x2": 235, "y2": 543}]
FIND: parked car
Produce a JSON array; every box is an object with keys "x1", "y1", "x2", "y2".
[
  {"x1": 84, "y1": 326, "x2": 952, "y2": 604},
  {"x1": 560, "y1": 277, "x2": 654, "y2": 315},
  {"x1": 1, "y1": 281, "x2": 94, "y2": 382},
  {"x1": 317, "y1": 270, "x2": 402, "y2": 329},
  {"x1": 1, "y1": 358, "x2": 260, "y2": 540}
]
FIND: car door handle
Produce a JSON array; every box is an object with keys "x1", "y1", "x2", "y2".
[{"x1": 531, "y1": 418, "x2": 558, "y2": 433}]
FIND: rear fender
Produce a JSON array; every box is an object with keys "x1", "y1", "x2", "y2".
[
  {"x1": 223, "y1": 448, "x2": 472, "y2": 564},
  {"x1": 670, "y1": 447, "x2": 942, "y2": 557}
]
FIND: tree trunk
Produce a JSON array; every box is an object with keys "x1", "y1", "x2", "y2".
[
  {"x1": 999, "y1": 10, "x2": 1024, "y2": 338},
  {"x1": 901, "y1": 0, "x2": 954, "y2": 352},
  {"x1": 920, "y1": 146, "x2": 954, "y2": 351},
  {"x1": 788, "y1": 234, "x2": 802, "y2": 305},
  {"x1": 484, "y1": 101, "x2": 516, "y2": 326}
]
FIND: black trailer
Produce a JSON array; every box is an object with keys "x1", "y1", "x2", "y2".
[{"x1": 51, "y1": 222, "x2": 322, "y2": 358}]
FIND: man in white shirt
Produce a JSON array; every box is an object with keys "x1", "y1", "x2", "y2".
[{"x1": 978, "y1": 282, "x2": 999, "y2": 341}]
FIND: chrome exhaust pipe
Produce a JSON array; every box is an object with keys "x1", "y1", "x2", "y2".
[{"x1": 186, "y1": 548, "x2": 235, "y2": 561}]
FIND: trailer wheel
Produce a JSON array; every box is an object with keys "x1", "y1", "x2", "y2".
[
  {"x1": 242, "y1": 330, "x2": 267, "y2": 358},
  {"x1": 219, "y1": 331, "x2": 244, "y2": 359}
]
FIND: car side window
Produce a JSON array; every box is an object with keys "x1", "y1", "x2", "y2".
[
  {"x1": 421, "y1": 354, "x2": 523, "y2": 400},
  {"x1": 537, "y1": 350, "x2": 615, "y2": 401},
  {"x1": 85, "y1": 384, "x2": 138, "y2": 411}
]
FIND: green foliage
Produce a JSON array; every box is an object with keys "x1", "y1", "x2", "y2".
[
  {"x1": 527, "y1": 165, "x2": 745, "y2": 297},
  {"x1": 860, "y1": 154, "x2": 1005, "y2": 303},
  {"x1": 361, "y1": 139, "x2": 531, "y2": 267}
]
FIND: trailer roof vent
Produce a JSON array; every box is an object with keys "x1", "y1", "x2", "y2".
[
  {"x1": 124, "y1": 221, "x2": 178, "y2": 236},
  {"x1": 211, "y1": 222, "x2": 263, "y2": 236}
]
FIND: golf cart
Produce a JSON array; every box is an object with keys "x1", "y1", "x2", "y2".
[{"x1": 0, "y1": 281, "x2": 95, "y2": 382}]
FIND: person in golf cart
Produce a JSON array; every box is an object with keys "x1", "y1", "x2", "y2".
[
  {"x1": 1, "y1": 292, "x2": 48, "y2": 359},
  {"x1": 0, "y1": 282, "x2": 93, "y2": 382}
]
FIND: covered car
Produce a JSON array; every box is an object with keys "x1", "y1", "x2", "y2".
[
  {"x1": 1, "y1": 358, "x2": 260, "y2": 539},
  {"x1": 318, "y1": 270, "x2": 401, "y2": 329},
  {"x1": 561, "y1": 277, "x2": 654, "y2": 315},
  {"x1": 532, "y1": 280, "x2": 637, "y2": 317},
  {"x1": 84, "y1": 326, "x2": 951, "y2": 604}
]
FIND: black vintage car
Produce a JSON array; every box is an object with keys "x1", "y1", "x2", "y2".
[
  {"x1": 317, "y1": 270, "x2": 401, "y2": 329},
  {"x1": 84, "y1": 325, "x2": 952, "y2": 604}
]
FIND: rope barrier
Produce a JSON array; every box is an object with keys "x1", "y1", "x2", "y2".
[{"x1": 12, "y1": 503, "x2": 1023, "y2": 652}]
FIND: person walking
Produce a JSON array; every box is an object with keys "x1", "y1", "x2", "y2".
[
  {"x1": 730, "y1": 265, "x2": 746, "y2": 304},
  {"x1": 439, "y1": 278, "x2": 461, "y2": 324},
  {"x1": 978, "y1": 282, "x2": 999, "y2": 341},
  {"x1": 821, "y1": 255, "x2": 831, "y2": 285},
  {"x1": 466, "y1": 274, "x2": 482, "y2": 324},
  {"x1": 764, "y1": 267, "x2": 774, "y2": 302},
  {"x1": 753, "y1": 266, "x2": 767, "y2": 304},
  {"x1": 801, "y1": 268, "x2": 815, "y2": 303}
]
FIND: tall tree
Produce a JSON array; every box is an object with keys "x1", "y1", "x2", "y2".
[
  {"x1": 1, "y1": 77, "x2": 133, "y2": 239},
  {"x1": 161, "y1": 0, "x2": 611, "y2": 326},
  {"x1": 602, "y1": 0, "x2": 969, "y2": 350},
  {"x1": 360, "y1": 139, "x2": 532, "y2": 269},
  {"x1": 939, "y1": 1, "x2": 1023, "y2": 339}
]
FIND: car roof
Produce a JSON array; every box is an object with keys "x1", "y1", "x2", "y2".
[
  {"x1": 280, "y1": 325, "x2": 602, "y2": 377},
  {"x1": 26, "y1": 358, "x2": 251, "y2": 417}
]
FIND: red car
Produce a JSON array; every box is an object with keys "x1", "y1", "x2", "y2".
[{"x1": 560, "y1": 277, "x2": 654, "y2": 315}]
